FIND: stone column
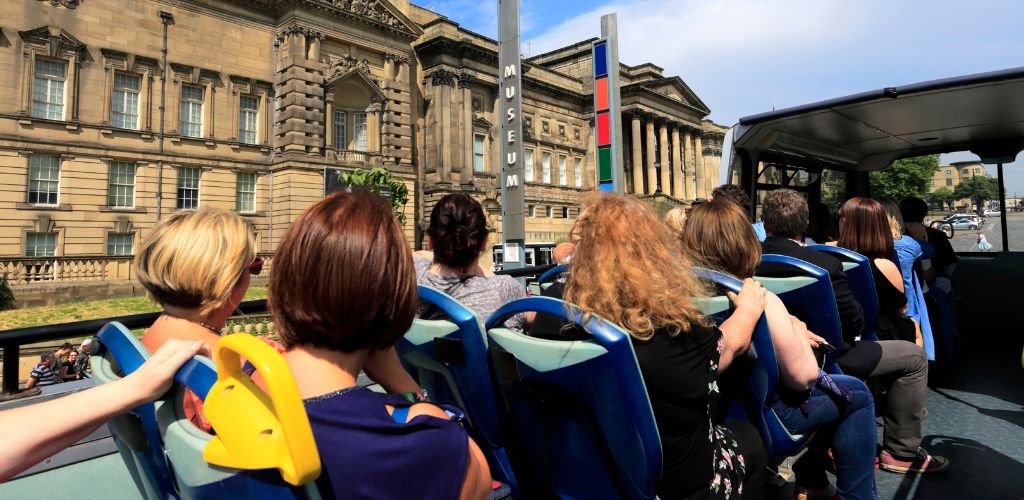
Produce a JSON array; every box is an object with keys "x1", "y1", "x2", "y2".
[
  {"x1": 693, "y1": 133, "x2": 705, "y2": 199},
  {"x1": 682, "y1": 128, "x2": 694, "y2": 200},
  {"x1": 671, "y1": 127, "x2": 682, "y2": 198},
  {"x1": 630, "y1": 111, "x2": 642, "y2": 195},
  {"x1": 658, "y1": 122, "x2": 670, "y2": 194},
  {"x1": 427, "y1": 69, "x2": 456, "y2": 182},
  {"x1": 645, "y1": 118, "x2": 656, "y2": 195},
  {"x1": 458, "y1": 72, "x2": 475, "y2": 182}
]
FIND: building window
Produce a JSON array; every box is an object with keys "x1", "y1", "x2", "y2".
[
  {"x1": 545, "y1": 206, "x2": 553, "y2": 218},
  {"x1": 473, "y1": 134, "x2": 486, "y2": 172},
  {"x1": 112, "y1": 72, "x2": 141, "y2": 129},
  {"x1": 176, "y1": 167, "x2": 200, "y2": 209},
  {"x1": 558, "y1": 155, "x2": 567, "y2": 185},
  {"x1": 333, "y1": 110, "x2": 347, "y2": 149},
  {"x1": 107, "y1": 232, "x2": 134, "y2": 256},
  {"x1": 946, "y1": 178, "x2": 953, "y2": 187},
  {"x1": 236, "y1": 172, "x2": 256, "y2": 212},
  {"x1": 574, "y1": 157, "x2": 583, "y2": 187},
  {"x1": 25, "y1": 232, "x2": 57, "y2": 257},
  {"x1": 945, "y1": 170, "x2": 952, "y2": 177},
  {"x1": 525, "y1": 149, "x2": 534, "y2": 181},
  {"x1": 542, "y1": 152, "x2": 551, "y2": 183},
  {"x1": 107, "y1": 161, "x2": 136, "y2": 208},
  {"x1": 353, "y1": 112, "x2": 368, "y2": 151},
  {"x1": 32, "y1": 58, "x2": 66, "y2": 120},
  {"x1": 28, "y1": 155, "x2": 60, "y2": 205},
  {"x1": 526, "y1": 204, "x2": 534, "y2": 217},
  {"x1": 975, "y1": 168, "x2": 981, "y2": 175},
  {"x1": 239, "y1": 95, "x2": 259, "y2": 144},
  {"x1": 179, "y1": 85, "x2": 204, "y2": 138}
]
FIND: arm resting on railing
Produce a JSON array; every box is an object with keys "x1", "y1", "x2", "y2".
[{"x1": 0, "y1": 339, "x2": 203, "y2": 483}]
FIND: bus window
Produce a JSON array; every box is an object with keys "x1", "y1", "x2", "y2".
[
  {"x1": 538, "y1": 247, "x2": 553, "y2": 266},
  {"x1": 820, "y1": 169, "x2": 847, "y2": 214},
  {"x1": 524, "y1": 248, "x2": 535, "y2": 267}
]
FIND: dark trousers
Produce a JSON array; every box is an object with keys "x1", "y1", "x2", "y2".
[{"x1": 868, "y1": 340, "x2": 929, "y2": 457}]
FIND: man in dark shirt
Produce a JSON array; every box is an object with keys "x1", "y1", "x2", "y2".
[{"x1": 755, "y1": 189, "x2": 947, "y2": 476}]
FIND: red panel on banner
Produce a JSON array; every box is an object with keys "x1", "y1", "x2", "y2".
[
  {"x1": 595, "y1": 77, "x2": 609, "y2": 111},
  {"x1": 597, "y1": 111, "x2": 610, "y2": 146}
]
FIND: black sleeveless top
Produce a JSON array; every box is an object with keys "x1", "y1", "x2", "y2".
[{"x1": 871, "y1": 260, "x2": 916, "y2": 343}]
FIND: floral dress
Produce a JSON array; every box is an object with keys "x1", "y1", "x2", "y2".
[{"x1": 633, "y1": 324, "x2": 754, "y2": 499}]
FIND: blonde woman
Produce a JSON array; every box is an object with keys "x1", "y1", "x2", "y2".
[
  {"x1": 531, "y1": 192, "x2": 769, "y2": 500},
  {"x1": 135, "y1": 208, "x2": 261, "y2": 431},
  {"x1": 663, "y1": 205, "x2": 689, "y2": 239}
]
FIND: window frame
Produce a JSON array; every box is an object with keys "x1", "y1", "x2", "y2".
[
  {"x1": 111, "y1": 71, "x2": 142, "y2": 130},
  {"x1": 27, "y1": 155, "x2": 61, "y2": 206},
  {"x1": 107, "y1": 161, "x2": 136, "y2": 209},
  {"x1": 179, "y1": 84, "x2": 204, "y2": 138},
  {"x1": 176, "y1": 167, "x2": 201, "y2": 210},
  {"x1": 236, "y1": 171, "x2": 257, "y2": 213},
  {"x1": 32, "y1": 58, "x2": 67, "y2": 121},
  {"x1": 558, "y1": 155, "x2": 567, "y2": 185},
  {"x1": 238, "y1": 95, "x2": 259, "y2": 145},
  {"x1": 542, "y1": 152, "x2": 552, "y2": 183},
  {"x1": 333, "y1": 110, "x2": 348, "y2": 149},
  {"x1": 525, "y1": 149, "x2": 534, "y2": 182},
  {"x1": 473, "y1": 134, "x2": 486, "y2": 172},
  {"x1": 25, "y1": 232, "x2": 58, "y2": 258},
  {"x1": 353, "y1": 112, "x2": 368, "y2": 152},
  {"x1": 574, "y1": 157, "x2": 583, "y2": 187},
  {"x1": 106, "y1": 232, "x2": 134, "y2": 256}
]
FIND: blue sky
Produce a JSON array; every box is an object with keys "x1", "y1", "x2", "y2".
[{"x1": 419, "y1": 0, "x2": 1024, "y2": 193}]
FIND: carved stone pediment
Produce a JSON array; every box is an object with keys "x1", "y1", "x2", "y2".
[
  {"x1": 326, "y1": 54, "x2": 371, "y2": 82},
  {"x1": 20, "y1": 26, "x2": 87, "y2": 59}
]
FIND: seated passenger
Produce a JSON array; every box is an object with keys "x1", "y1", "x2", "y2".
[
  {"x1": 416, "y1": 193, "x2": 527, "y2": 327},
  {"x1": 135, "y1": 208, "x2": 260, "y2": 431},
  {"x1": 879, "y1": 198, "x2": 932, "y2": 351},
  {"x1": 712, "y1": 184, "x2": 765, "y2": 241},
  {"x1": 532, "y1": 191, "x2": 770, "y2": 499},
  {"x1": 269, "y1": 189, "x2": 491, "y2": 499},
  {"x1": 684, "y1": 199, "x2": 876, "y2": 500},
  {"x1": 663, "y1": 205, "x2": 689, "y2": 239},
  {"x1": 900, "y1": 196, "x2": 958, "y2": 290},
  {"x1": 804, "y1": 201, "x2": 837, "y2": 245},
  {"x1": 837, "y1": 197, "x2": 948, "y2": 473},
  {"x1": 62, "y1": 351, "x2": 83, "y2": 381},
  {"x1": 25, "y1": 352, "x2": 61, "y2": 389}
]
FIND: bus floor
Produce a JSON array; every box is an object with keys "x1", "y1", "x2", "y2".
[{"x1": 772, "y1": 337, "x2": 1024, "y2": 499}]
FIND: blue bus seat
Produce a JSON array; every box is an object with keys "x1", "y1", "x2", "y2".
[
  {"x1": 537, "y1": 264, "x2": 567, "y2": 292},
  {"x1": 484, "y1": 296, "x2": 661, "y2": 500},
  {"x1": 756, "y1": 254, "x2": 844, "y2": 373},
  {"x1": 807, "y1": 245, "x2": 880, "y2": 341},
  {"x1": 692, "y1": 268, "x2": 813, "y2": 460},
  {"x1": 395, "y1": 285, "x2": 516, "y2": 490},
  {"x1": 92, "y1": 323, "x2": 320, "y2": 499}
]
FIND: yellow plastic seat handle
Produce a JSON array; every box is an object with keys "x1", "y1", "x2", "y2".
[{"x1": 202, "y1": 334, "x2": 321, "y2": 486}]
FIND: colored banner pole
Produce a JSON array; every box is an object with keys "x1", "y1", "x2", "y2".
[
  {"x1": 498, "y1": 0, "x2": 526, "y2": 270},
  {"x1": 592, "y1": 14, "x2": 623, "y2": 192}
]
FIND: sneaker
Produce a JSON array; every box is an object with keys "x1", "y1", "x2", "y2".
[
  {"x1": 878, "y1": 448, "x2": 950, "y2": 474},
  {"x1": 795, "y1": 483, "x2": 838, "y2": 500}
]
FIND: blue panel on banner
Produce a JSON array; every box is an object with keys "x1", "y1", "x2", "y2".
[
  {"x1": 593, "y1": 42, "x2": 607, "y2": 77},
  {"x1": 599, "y1": 181, "x2": 614, "y2": 191}
]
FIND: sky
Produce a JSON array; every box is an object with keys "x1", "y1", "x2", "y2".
[{"x1": 419, "y1": 0, "x2": 1024, "y2": 192}]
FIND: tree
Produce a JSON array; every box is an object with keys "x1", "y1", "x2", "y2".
[
  {"x1": 927, "y1": 187, "x2": 955, "y2": 211},
  {"x1": 953, "y1": 176, "x2": 998, "y2": 213},
  {"x1": 869, "y1": 155, "x2": 940, "y2": 201},
  {"x1": 336, "y1": 167, "x2": 410, "y2": 225}
]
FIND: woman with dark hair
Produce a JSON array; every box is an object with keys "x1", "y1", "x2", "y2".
[
  {"x1": 417, "y1": 193, "x2": 527, "y2": 328},
  {"x1": 684, "y1": 199, "x2": 876, "y2": 500},
  {"x1": 270, "y1": 189, "x2": 492, "y2": 499},
  {"x1": 837, "y1": 197, "x2": 946, "y2": 474}
]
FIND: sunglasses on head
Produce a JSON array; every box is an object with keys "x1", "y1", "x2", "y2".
[{"x1": 248, "y1": 257, "x2": 264, "y2": 276}]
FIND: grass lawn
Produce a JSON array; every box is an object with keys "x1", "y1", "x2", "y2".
[{"x1": 0, "y1": 288, "x2": 268, "y2": 331}]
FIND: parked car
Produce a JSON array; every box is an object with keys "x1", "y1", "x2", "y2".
[
  {"x1": 942, "y1": 214, "x2": 983, "y2": 230},
  {"x1": 984, "y1": 209, "x2": 1001, "y2": 217}
]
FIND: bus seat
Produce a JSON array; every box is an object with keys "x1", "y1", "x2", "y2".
[
  {"x1": 807, "y1": 245, "x2": 880, "y2": 341},
  {"x1": 693, "y1": 268, "x2": 814, "y2": 460},
  {"x1": 93, "y1": 323, "x2": 320, "y2": 499},
  {"x1": 537, "y1": 264, "x2": 567, "y2": 291},
  {"x1": 756, "y1": 254, "x2": 844, "y2": 374},
  {"x1": 485, "y1": 296, "x2": 661, "y2": 500},
  {"x1": 395, "y1": 285, "x2": 517, "y2": 491}
]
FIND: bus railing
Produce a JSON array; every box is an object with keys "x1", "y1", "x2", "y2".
[
  {"x1": 493, "y1": 263, "x2": 557, "y2": 279},
  {"x1": 0, "y1": 299, "x2": 269, "y2": 396}
]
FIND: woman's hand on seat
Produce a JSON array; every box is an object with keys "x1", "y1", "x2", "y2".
[
  {"x1": 727, "y1": 278, "x2": 767, "y2": 318},
  {"x1": 123, "y1": 339, "x2": 205, "y2": 405}
]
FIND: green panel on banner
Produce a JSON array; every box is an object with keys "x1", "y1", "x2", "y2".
[{"x1": 598, "y1": 146, "x2": 612, "y2": 180}]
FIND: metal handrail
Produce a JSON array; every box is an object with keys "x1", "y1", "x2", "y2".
[
  {"x1": 0, "y1": 299, "x2": 268, "y2": 395},
  {"x1": 493, "y1": 263, "x2": 557, "y2": 278}
]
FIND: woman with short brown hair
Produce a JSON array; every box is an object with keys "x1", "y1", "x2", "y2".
[{"x1": 271, "y1": 189, "x2": 491, "y2": 500}]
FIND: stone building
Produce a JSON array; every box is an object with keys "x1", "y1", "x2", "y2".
[
  {"x1": 0, "y1": 0, "x2": 724, "y2": 304},
  {"x1": 930, "y1": 161, "x2": 989, "y2": 210}
]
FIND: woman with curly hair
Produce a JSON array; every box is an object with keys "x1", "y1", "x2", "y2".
[{"x1": 531, "y1": 191, "x2": 769, "y2": 499}]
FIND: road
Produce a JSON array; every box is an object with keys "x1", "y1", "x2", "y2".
[{"x1": 943, "y1": 212, "x2": 1024, "y2": 252}]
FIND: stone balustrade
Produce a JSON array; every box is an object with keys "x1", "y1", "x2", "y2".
[
  {"x1": 0, "y1": 256, "x2": 134, "y2": 286},
  {"x1": 327, "y1": 149, "x2": 383, "y2": 168}
]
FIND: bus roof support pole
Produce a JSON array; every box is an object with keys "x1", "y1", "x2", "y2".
[{"x1": 998, "y1": 161, "x2": 1008, "y2": 252}]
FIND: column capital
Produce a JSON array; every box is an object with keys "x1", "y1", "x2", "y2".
[
  {"x1": 427, "y1": 69, "x2": 457, "y2": 87},
  {"x1": 456, "y1": 71, "x2": 476, "y2": 89}
]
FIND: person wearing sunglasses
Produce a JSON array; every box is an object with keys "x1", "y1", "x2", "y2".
[{"x1": 134, "y1": 207, "x2": 259, "y2": 431}]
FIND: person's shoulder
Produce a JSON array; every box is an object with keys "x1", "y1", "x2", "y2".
[{"x1": 412, "y1": 255, "x2": 431, "y2": 270}]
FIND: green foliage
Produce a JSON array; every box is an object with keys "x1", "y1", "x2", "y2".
[
  {"x1": 953, "y1": 176, "x2": 999, "y2": 211},
  {"x1": 0, "y1": 274, "x2": 14, "y2": 311},
  {"x1": 869, "y1": 155, "x2": 940, "y2": 201},
  {"x1": 337, "y1": 167, "x2": 409, "y2": 225},
  {"x1": 820, "y1": 169, "x2": 848, "y2": 212},
  {"x1": 927, "y1": 187, "x2": 955, "y2": 211}
]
